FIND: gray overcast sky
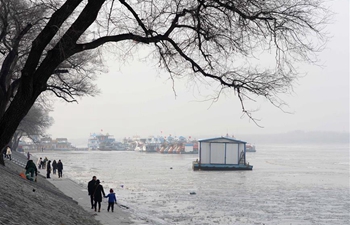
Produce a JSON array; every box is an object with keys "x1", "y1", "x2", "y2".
[{"x1": 47, "y1": 1, "x2": 349, "y2": 141}]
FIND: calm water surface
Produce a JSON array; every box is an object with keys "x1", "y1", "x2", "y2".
[{"x1": 33, "y1": 144, "x2": 349, "y2": 225}]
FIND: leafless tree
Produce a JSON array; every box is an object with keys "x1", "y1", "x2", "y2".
[
  {"x1": 0, "y1": 0, "x2": 329, "y2": 165},
  {"x1": 10, "y1": 104, "x2": 53, "y2": 152}
]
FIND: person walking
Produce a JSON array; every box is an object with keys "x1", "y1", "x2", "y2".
[
  {"x1": 42, "y1": 157, "x2": 48, "y2": 169},
  {"x1": 93, "y1": 179, "x2": 105, "y2": 212},
  {"x1": 46, "y1": 160, "x2": 51, "y2": 178},
  {"x1": 37, "y1": 157, "x2": 42, "y2": 169},
  {"x1": 6, "y1": 146, "x2": 12, "y2": 160},
  {"x1": 105, "y1": 188, "x2": 117, "y2": 212},
  {"x1": 88, "y1": 176, "x2": 97, "y2": 209},
  {"x1": 57, "y1": 160, "x2": 63, "y2": 178},
  {"x1": 52, "y1": 160, "x2": 57, "y2": 174}
]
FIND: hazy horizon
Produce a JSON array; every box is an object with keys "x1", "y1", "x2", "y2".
[
  {"x1": 46, "y1": 1, "x2": 349, "y2": 143},
  {"x1": 59, "y1": 130, "x2": 349, "y2": 147}
]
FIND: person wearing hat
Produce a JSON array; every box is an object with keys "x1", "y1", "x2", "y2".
[{"x1": 93, "y1": 179, "x2": 105, "y2": 212}]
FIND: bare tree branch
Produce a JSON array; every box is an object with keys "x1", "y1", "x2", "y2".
[{"x1": 0, "y1": 0, "x2": 330, "y2": 165}]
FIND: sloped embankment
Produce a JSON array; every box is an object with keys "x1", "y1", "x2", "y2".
[{"x1": 0, "y1": 156, "x2": 102, "y2": 225}]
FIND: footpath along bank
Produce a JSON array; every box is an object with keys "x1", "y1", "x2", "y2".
[{"x1": 0, "y1": 151, "x2": 134, "y2": 225}]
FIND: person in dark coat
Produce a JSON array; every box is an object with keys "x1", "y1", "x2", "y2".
[
  {"x1": 46, "y1": 160, "x2": 51, "y2": 178},
  {"x1": 93, "y1": 179, "x2": 105, "y2": 212},
  {"x1": 88, "y1": 176, "x2": 97, "y2": 209},
  {"x1": 52, "y1": 160, "x2": 57, "y2": 174},
  {"x1": 25, "y1": 160, "x2": 38, "y2": 181},
  {"x1": 57, "y1": 160, "x2": 63, "y2": 178}
]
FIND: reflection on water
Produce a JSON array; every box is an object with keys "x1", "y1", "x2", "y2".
[{"x1": 34, "y1": 144, "x2": 349, "y2": 224}]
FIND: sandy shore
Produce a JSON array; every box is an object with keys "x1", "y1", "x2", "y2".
[{"x1": 0, "y1": 151, "x2": 135, "y2": 225}]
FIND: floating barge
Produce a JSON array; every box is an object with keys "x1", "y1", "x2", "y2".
[{"x1": 192, "y1": 137, "x2": 253, "y2": 171}]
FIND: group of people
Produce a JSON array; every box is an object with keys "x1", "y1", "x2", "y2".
[
  {"x1": 88, "y1": 176, "x2": 117, "y2": 213},
  {"x1": 37, "y1": 157, "x2": 48, "y2": 169},
  {"x1": 36, "y1": 157, "x2": 63, "y2": 178},
  {"x1": 24, "y1": 157, "x2": 64, "y2": 181},
  {"x1": 24, "y1": 156, "x2": 117, "y2": 213}
]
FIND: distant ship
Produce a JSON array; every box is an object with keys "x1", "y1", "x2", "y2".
[
  {"x1": 88, "y1": 133, "x2": 129, "y2": 151},
  {"x1": 149, "y1": 135, "x2": 198, "y2": 154},
  {"x1": 129, "y1": 135, "x2": 199, "y2": 154},
  {"x1": 246, "y1": 143, "x2": 256, "y2": 152},
  {"x1": 145, "y1": 136, "x2": 162, "y2": 152}
]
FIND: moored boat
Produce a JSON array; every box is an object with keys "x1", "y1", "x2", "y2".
[
  {"x1": 88, "y1": 133, "x2": 129, "y2": 151},
  {"x1": 246, "y1": 143, "x2": 256, "y2": 152}
]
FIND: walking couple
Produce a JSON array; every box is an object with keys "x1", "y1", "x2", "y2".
[{"x1": 88, "y1": 176, "x2": 117, "y2": 212}]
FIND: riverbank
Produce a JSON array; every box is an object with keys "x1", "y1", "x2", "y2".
[
  {"x1": 0, "y1": 151, "x2": 134, "y2": 225},
  {"x1": 46, "y1": 172, "x2": 134, "y2": 225}
]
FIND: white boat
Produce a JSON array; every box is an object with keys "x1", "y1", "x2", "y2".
[
  {"x1": 88, "y1": 133, "x2": 128, "y2": 151},
  {"x1": 246, "y1": 143, "x2": 256, "y2": 152},
  {"x1": 134, "y1": 141, "x2": 146, "y2": 152}
]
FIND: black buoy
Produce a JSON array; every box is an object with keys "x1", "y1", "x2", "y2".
[{"x1": 190, "y1": 191, "x2": 196, "y2": 195}]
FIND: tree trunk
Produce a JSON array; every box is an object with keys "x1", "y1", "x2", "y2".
[
  {"x1": 0, "y1": 0, "x2": 110, "y2": 165},
  {"x1": 0, "y1": 147, "x2": 5, "y2": 166},
  {"x1": 12, "y1": 131, "x2": 22, "y2": 152},
  {"x1": 0, "y1": 76, "x2": 40, "y2": 165}
]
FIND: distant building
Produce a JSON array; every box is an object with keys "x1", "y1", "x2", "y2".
[{"x1": 36, "y1": 137, "x2": 75, "y2": 150}]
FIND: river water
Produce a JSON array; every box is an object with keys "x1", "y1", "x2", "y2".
[{"x1": 32, "y1": 143, "x2": 349, "y2": 225}]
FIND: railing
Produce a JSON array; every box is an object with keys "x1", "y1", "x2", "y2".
[{"x1": 238, "y1": 151, "x2": 245, "y2": 165}]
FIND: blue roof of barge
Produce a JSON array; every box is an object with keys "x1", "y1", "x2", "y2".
[{"x1": 198, "y1": 136, "x2": 247, "y2": 144}]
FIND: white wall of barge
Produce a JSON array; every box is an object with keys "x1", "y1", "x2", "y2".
[{"x1": 199, "y1": 138, "x2": 246, "y2": 165}]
